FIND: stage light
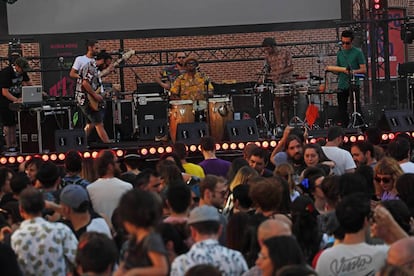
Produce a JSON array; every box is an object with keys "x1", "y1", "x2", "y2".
[
  {"x1": 255, "y1": 142, "x2": 261, "y2": 147},
  {"x1": 157, "y1": 147, "x2": 164, "y2": 154},
  {"x1": 215, "y1": 144, "x2": 221, "y2": 151},
  {"x1": 230, "y1": 143, "x2": 237, "y2": 150},
  {"x1": 262, "y1": 141, "x2": 269, "y2": 148},
  {"x1": 343, "y1": 136, "x2": 349, "y2": 143},
  {"x1": 17, "y1": 156, "x2": 24, "y2": 163},
  {"x1": 115, "y1": 150, "x2": 124, "y2": 157},
  {"x1": 238, "y1": 143, "x2": 245, "y2": 149},
  {"x1": 8, "y1": 157, "x2": 16, "y2": 164},
  {"x1": 309, "y1": 138, "x2": 317, "y2": 144},
  {"x1": 381, "y1": 133, "x2": 389, "y2": 141},
  {"x1": 0, "y1": 157, "x2": 6, "y2": 165},
  {"x1": 42, "y1": 155, "x2": 49, "y2": 161},
  {"x1": 373, "y1": 0, "x2": 387, "y2": 11},
  {"x1": 165, "y1": 146, "x2": 173, "y2": 153},
  {"x1": 221, "y1": 143, "x2": 229, "y2": 150},
  {"x1": 270, "y1": 141, "x2": 277, "y2": 147},
  {"x1": 189, "y1": 145, "x2": 197, "y2": 152},
  {"x1": 350, "y1": 136, "x2": 357, "y2": 143},
  {"x1": 83, "y1": 152, "x2": 91, "y2": 158},
  {"x1": 149, "y1": 147, "x2": 156, "y2": 154},
  {"x1": 25, "y1": 155, "x2": 32, "y2": 161},
  {"x1": 358, "y1": 135, "x2": 365, "y2": 141},
  {"x1": 140, "y1": 148, "x2": 148, "y2": 156},
  {"x1": 50, "y1": 154, "x2": 58, "y2": 161},
  {"x1": 58, "y1": 153, "x2": 66, "y2": 160},
  {"x1": 91, "y1": 151, "x2": 99, "y2": 159},
  {"x1": 388, "y1": 133, "x2": 395, "y2": 140}
]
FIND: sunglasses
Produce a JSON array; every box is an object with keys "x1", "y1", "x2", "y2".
[
  {"x1": 374, "y1": 176, "x2": 392, "y2": 184},
  {"x1": 187, "y1": 61, "x2": 198, "y2": 66},
  {"x1": 341, "y1": 41, "x2": 352, "y2": 45},
  {"x1": 177, "y1": 56, "x2": 186, "y2": 59}
]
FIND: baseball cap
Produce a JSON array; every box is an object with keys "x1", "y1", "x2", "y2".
[
  {"x1": 184, "y1": 56, "x2": 199, "y2": 66},
  {"x1": 60, "y1": 184, "x2": 89, "y2": 209},
  {"x1": 188, "y1": 205, "x2": 219, "y2": 224},
  {"x1": 14, "y1": 57, "x2": 31, "y2": 72}
]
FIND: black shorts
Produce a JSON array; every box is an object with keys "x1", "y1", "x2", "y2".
[
  {"x1": 79, "y1": 104, "x2": 103, "y2": 124},
  {"x1": 0, "y1": 102, "x2": 16, "y2": 126}
]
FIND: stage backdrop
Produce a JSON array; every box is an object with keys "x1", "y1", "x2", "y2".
[{"x1": 7, "y1": 0, "x2": 342, "y2": 35}]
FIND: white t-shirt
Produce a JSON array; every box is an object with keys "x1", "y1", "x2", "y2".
[
  {"x1": 87, "y1": 177, "x2": 132, "y2": 220},
  {"x1": 72, "y1": 55, "x2": 93, "y2": 72},
  {"x1": 315, "y1": 242, "x2": 388, "y2": 276},
  {"x1": 400, "y1": 161, "x2": 414, "y2": 173},
  {"x1": 322, "y1": 146, "x2": 356, "y2": 175}
]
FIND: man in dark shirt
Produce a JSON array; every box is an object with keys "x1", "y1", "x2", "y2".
[{"x1": 0, "y1": 57, "x2": 32, "y2": 152}]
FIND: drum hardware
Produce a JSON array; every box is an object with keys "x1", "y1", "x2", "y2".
[
  {"x1": 255, "y1": 89, "x2": 271, "y2": 137},
  {"x1": 289, "y1": 87, "x2": 305, "y2": 128},
  {"x1": 348, "y1": 73, "x2": 367, "y2": 129}
]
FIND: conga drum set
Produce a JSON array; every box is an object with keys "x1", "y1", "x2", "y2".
[{"x1": 168, "y1": 97, "x2": 233, "y2": 142}]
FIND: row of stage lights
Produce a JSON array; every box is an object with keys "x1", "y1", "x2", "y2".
[{"x1": 0, "y1": 132, "x2": 410, "y2": 166}]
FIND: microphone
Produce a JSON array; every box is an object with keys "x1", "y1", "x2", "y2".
[{"x1": 58, "y1": 57, "x2": 64, "y2": 63}]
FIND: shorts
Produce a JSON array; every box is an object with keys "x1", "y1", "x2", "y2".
[
  {"x1": 79, "y1": 104, "x2": 104, "y2": 124},
  {"x1": 0, "y1": 103, "x2": 16, "y2": 126}
]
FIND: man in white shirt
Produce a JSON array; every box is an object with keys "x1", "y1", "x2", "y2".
[
  {"x1": 322, "y1": 126, "x2": 356, "y2": 175},
  {"x1": 316, "y1": 194, "x2": 388, "y2": 276},
  {"x1": 87, "y1": 150, "x2": 132, "y2": 221},
  {"x1": 70, "y1": 39, "x2": 99, "y2": 79},
  {"x1": 387, "y1": 136, "x2": 414, "y2": 173}
]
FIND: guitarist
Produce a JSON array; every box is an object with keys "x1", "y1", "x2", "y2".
[
  {"x1": 326, "y1": 30, "x2": 366, "y2": 127},
  {"x1": 75, "y1": 51, "x2": 112, "y2": 143}
]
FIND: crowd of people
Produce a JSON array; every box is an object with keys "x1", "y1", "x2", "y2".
[{"x1": 0, "y1": 125, "x2": 413, "y2": 275}]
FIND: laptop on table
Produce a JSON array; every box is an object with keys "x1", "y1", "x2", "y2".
[{"x1": 21, "y1": 86, "x2": 43, "y2": 105}]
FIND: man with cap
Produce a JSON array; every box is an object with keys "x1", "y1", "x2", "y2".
[
  {"x1": 0, "y1": 57, "x2": 32, "y2": 153},
  {"x1": 170, "y1": 56, "x2": 214, "y2": 101},
  {"x1": 261, "y1": 37, "x2": 293, "y2": 129},
  {"x1": 59, "y1": 184, "x2": 112, "y2": 239},
  {"x1": 170, "y1": 205, "x2": 248, "y2": 276}
]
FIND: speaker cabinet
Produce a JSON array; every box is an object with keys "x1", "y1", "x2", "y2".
[
  {"x1": 176, "y1": 122, "x2": 209, "y2": 144},
  {"x1": 19, "y1": 107, "x2": 71, "y2": 154},
  {"x1": 377, "y1": 109, "x2": 414, "y2": 132},
  {"x1": 226, "y1": 119, "x2": 259, "y2": 142},
  {"x1": 55, "y1": 129, "x2": 87, "y2": 153},
  {"x1": 139, "y1": 119, "x2": 168, "y2": 140}
]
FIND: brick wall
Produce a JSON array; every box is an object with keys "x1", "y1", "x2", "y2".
[{"x1": 0, "y1": 0, "x2": 412, "y2": 92}]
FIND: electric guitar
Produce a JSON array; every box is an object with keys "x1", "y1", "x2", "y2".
[{"x1": 88, "y1": 50, "x2": 136, "y2": 111}]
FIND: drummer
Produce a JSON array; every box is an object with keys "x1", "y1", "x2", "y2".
[
  {"x1": 262, "y1": 37, "x2": 293, "y2": 129},
  {"x1": 170, "y1": 56, "x2": 214, "y2": 101}
]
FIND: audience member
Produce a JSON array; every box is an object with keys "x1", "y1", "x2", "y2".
[
  {"x1": 274, "y1": 163, "x2": 300, "y2": 201},
  {"x1": 373, "y1": 157, "x2": 403, "y2": 201},
  {"x1": 227, "y1": 157, "x2": 250, "y2": 182},
  {"x1": 248, "y1": 147, "x2": 273, "y2": 177},
  {"x1": 11, "y1": 187, "x2": 77, "y2": 275},
  {"x1": 171, "y1": 205, "x2": 248, "y2": 275},
  {"x1": 2, "y1": 172, "x2": 29, "y2": 226},
  {"x1": 256, "y1": 236, "x2": 306, "y2": 276},
  {"x1": 87, "y1": 150, "x2": 132, "y2": 220},
  {"x1": 395, "y1": 173, "x2": 414, "y2": 217},
  {"x1": 75, "y1": 231, "x2": 118, "y2": 276},
  {"x1": 351, "y1": 141, "x2": 377, "y2": 168},
  {"x1": 321, "y1": 126, "x2": 356, "y2": 175},
  {"x1": 119, "y1": 154, "x2": 141, "y2": 185},
  {"x1": 0, "y1": 167, "x2": 14, "y2": 207},
  {"x1": 24, "y1": 157, "x2": 43, "y2": 184},
  {"x1": 185, "y1": 264, "x2": 222, "y2": 276},
  {"x1": 387, "y1": 137, "x2": 414, "y2": 173},
  {"x1": 115, "y1": 189, "x2": 168, "y2": 275},
  {"x1": 387, "y1": 237, "x2": 414, "y2": 273},
  {"x1": 61, "y1": 150, "x2": 90, "y2": 188},
  {"x1": 59, "y1": 184, "x2": 112, "y2": 239},
  {"x1": 199, "y1": 136, "x2": 231, "y2": 178},
  {"x1": 315, "y1": 193, "x2": 388, "y2": 276},
  {"x1": 174, "y1": 142, "x2": 205, "y2": 178}
]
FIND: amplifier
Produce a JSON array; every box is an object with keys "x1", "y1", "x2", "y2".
[{"x1": 19, "y1": 106, "x2": 71, "y2": 153}]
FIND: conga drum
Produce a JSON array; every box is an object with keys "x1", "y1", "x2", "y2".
[
  {"x1": 169, "y1": 100, "x2": 194, "y2": 142},
  {"x1": 208, "y1": 98, "x2": 233, "y2": 142}
]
